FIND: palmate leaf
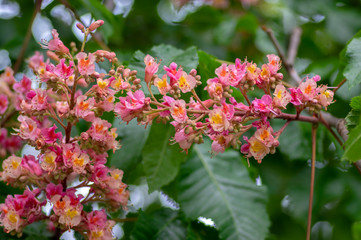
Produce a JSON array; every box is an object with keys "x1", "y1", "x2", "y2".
[
  {"x1": 130, "y1": 208, "x2": 187, "y2": 240},
  {"x1": 142, "y1": 123, "x2": 187, "y2": 192},
  {"x1": 175, "y1": 142, "x2": 270, "y2": 240}
]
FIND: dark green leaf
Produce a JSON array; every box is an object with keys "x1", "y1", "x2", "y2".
[
  {"x1": 130, "y1": 208, "x2": 187, "y2": 240},
  {"x1": 176, "y1": 142, "x2": 270, "y2": 240},
  {"x1": 142, "y1": 123, "x2": 187, "y2": 192},
  {"x1": 345, "y1": 96, "x2": 361, "y2": 131},
  {"x1": 111, "y1": 120, "x2": 150, "y2": 173}
]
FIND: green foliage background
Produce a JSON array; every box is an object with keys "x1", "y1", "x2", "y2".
[{"x1": 1, "y1": 0, "x2": 361, "y2": 239}]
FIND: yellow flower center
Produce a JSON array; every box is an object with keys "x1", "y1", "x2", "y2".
[
  {"x1": 179, "y1": 76, "x2": 189, "y2": 89},
  {"x1": 251, "y1": 140, "x2": 264, "y2": 153},
  {"x1": 98, "y1": 80, "x2": 107, "y2": 89},
  {"x1": 73, "y1": 157, "x2": 84, "y2": 167},
  {"x1": 211, "y1": 113, "x2": 223, "y2": 125},
  {"x1": 66, "y1": 209, "x2": 78, "y2": 219},
  {"x1": 11, "y1": 160, "x2": 20, "y2": 169},
  {"x1": 91, "y1": 231, "x2": 104, "y2": 238},
  {"x1": 8, "y1": 212, "x2": 18, "y2": 223}
]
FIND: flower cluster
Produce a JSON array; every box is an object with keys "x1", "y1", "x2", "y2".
[
  {"x1": 0, "y1": 68, "x2": 24, "y2": 157},
  {"x1": 0, "y1": 22, "x2": 129, "y2": 239},
  {"x1": 114, "y1": 54, "x2": 333, "y2": 163}
]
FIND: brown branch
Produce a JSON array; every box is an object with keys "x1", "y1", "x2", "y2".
[
  {"x1": 274, "y1": 112, "x2": 319, "y2": 124},
  {"x1": 13, "y1": 0, "x2": 43, "y2": 73},
  {"x1": 333, "y1": 78, "x2": 347, "y2": 93},
  {"x1": 287, "y1": 27, "x2": 302, "y2": 66},
  {"x1": 307, "y1": 123, "x2": 318, "y2": 240},
  {"x1": 262, "y1": 25, "x2": 302, "y2": 84}
]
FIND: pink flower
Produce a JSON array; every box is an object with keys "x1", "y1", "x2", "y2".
[
  {"x1": 154, "y1": 74, "x2": 171, "y2": 95},
  {"x1": 21, "y1": 155, "x2": 43, "y2": 177},
  {"x1": 123, "y1": 90, "x2": 146, "y2": 111},
  {"x1": 164, "y1": 62, "x2": 182, "y2": 86},
  {"x1": 299, "y1": 77, "x2": 317, "y2": 101},
  {"x1": 71, "y1": 152, "x2": 90, "y2": 174},
  {"x1": 56, "y1": 101, "x2": 69, "y2": 118},
  {"x1": 1, "y1": 67, "x2": 15, "y2": 84},
  {"x1": 41, "y1": 150, "x2": 58, "y2": 172},
  {"x1": 17, "y1": 116, "x2": 40, "y2": 141},
  {"x1": 174, "y1": 128, "x2": 194, "y2": 152},
  {"x1": 94, "y1": 50, "x2": 116, "y2": 62},
  {"x1": 13, "y1": 75, "x2": 32, "y2": 94},
  {"x1": 205, "y1": 78, "x2": 223, "y2": 100},
  {"x1": 1, "y1": 156, "x2": 22, "y2": 182},
  {"x1": 47, "y1": 29, "x2": 69, "y2": 54},
  {"x1": 317, "y1": 86, "x2": 334, "y2": 109},
  {"x1": 178, "y1": 71, "x2": 196, "y2": 93},
  {"x1": 246, "y1": 62, "x2": 260, "y2": 83},
  {"x1": 209, "y1": 108, "x2": 229, "y2": 132},
  {"x1": 144, "y1": 54, "x2": 160, "y2": 83},
  {"x1": 0, "y1": 94, "x2": 8, "y2": 114},
  {"x1": 267, "y1": 54, "x2": 281, "y2": 75},
  {"x1": 75, "y1": 95, "x2": 95, "y2": 121},
  {"x1": 41, "y1": 124, "x2": 62, "y2": 144},
  {"x1": 211, "y1": 134, "x2": 232, "y2": 154},
  {"x1": 252, "y1": 95, "x2": 274, "y2": 114},
  {"x1": 30, "y1": 89, "x2": 49, "y2": 111},
  {"x1": 28, "y1": 51, "x2": 45, "y2": 71},
  {"x1": 88, "y1": 118, "x2": 111, "y2": 142},
  {"x1": 170, "y1": 100, "x2": 188, "y2": 123},
  {"x1": 76, "y1": 52, "x2": 95, "y2": 76},
  {"x1": 215, "y1": 63, "x2": 229, "y2": 85},
  {"x1": 273, "y1": 84, "x2": 291, "y2": 108},
  {"x1": 54, "y1": 59, "x2": 74, "y2": 79},
  {"x1": 289, "y1": 88, "x2": 304, "y2": 106}
]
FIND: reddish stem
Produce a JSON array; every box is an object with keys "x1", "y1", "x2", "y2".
[{"x1": 306, "y1": 123, "x2": 318, "y2": 240}]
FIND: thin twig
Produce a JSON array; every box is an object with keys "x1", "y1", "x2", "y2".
[
  {"x1": 192, "y1": 89, "x2": 209, "y2": 110},
  {"x1": 333, "y1": 78, "x2": 347, "y2": 94},
  {"x1": 307, "y1": 123, "x2": 318, "y2": 240},
  {"x1": 287, "y1": 27, "x2": 302, "y2": 66},
  {"x1": 13, "y1": 0, "x2": 42, "y2": 73}
]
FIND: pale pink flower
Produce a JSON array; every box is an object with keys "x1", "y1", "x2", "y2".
[
  {"x1": 75, "y1": 95, "x2": 95, "y2": 121},
  {"x1": 1, "y1": 156, "x2": 22, "y2": 181},
  {"x1": 299, "y1": 77, "x2": 317, "y2": 101},
  {"x1": 178, "y1": 71, "x2": 196, "y2": 93},
  {"x1": 72, "y1": 152, "x2": 90, "y2": 174},
  {"x1": 267, "y1": 54, "x2": 281, "y2": 75},
  {"x1": 40, "y1": 150, "x2": 58, "y2": 172},
  {"x1": 317, "y1": 86, "x2": 334, "y2": 109},
  {"x1": 273, "y1": 84, "x2": 291, "y2": 108},
  {"x1": 205, "y1": 78, "x2": 223, "y2": 100},
  {"x1": 30, "y1": 89, "x2": 48, "y2": 111},
  {"x1": 154, "y1": 74, "x2": 171, "y2": 95},
  {"x1": 17, "y1": 116, "x2": 39, "y2": 141},
  {"x1": 209, "y1": 108, "x2": 229, "y2": 132},
  {"x1": 170, "y1": 100, "x2": 188, "y2": 123},
  {"x1": 54, "y1": 59, "x2": 74, "y2": 79}
]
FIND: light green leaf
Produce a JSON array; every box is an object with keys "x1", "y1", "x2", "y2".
[
  {"x1": 176, "y1": 143, "x2": 270, "y2": 240},
  {"x1": 142, "y1": 123, "x2": 187, "y2": 192},
  {"x1": 343, "y1": 124, "x2": 361, "y2": 162},
  {"x1": 345, "y1": 96, "x2": 361, "y2": 131}
]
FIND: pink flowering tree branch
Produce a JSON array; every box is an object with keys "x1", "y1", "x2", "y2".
[{"x1": 0, "y1": 20, "x2": 338, "y2": 239}]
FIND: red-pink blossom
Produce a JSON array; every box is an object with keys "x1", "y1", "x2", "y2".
[
  {"x1": 252, "y1": 95, "x2": 274, "y2": 114},
  {"x1": 47, "y1": 29, "x2": 70, "y2": 54},
  {"x1": 144, "y1": 55, "x2": 160, "y2": 83},
  {"x1": 13, "y1": 75, "x2": 32, "y2": 94},
  {"x1": 76, "y1": 52, "x2": 95, "y2": 76},
  {"x1": 0, "y1": 94, "x2": 8, "y2": 114}
]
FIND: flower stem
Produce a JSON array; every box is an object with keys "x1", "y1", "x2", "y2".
[{"x1": 306, "y1": 123, "x2": 318, "y2": 240}]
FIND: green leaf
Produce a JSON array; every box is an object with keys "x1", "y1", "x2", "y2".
[
  {"x1": 142, "y1": 123, "x2": 187, "y2": 192},
  {"x1": 345, "y1": 96, "x2": 361, "y2": 131},
  {"x1": 353, "y1": 222, "x2": 361, "y2": 240},
  {"x1": 130, "y1": 208, "x2": 187, "y2": 240},
  {"x1": 175, "y1": 143, "x2": 270, "y2": 240},
  {"x1": 111, "y1": 119, "x2": 150, "y2": 174},
  {"x1": 128, "y1": 44, "x2": 199, "y2": 94},
  {"x1": 336, "y1": 30, "x2": 361, "y2": 89},
  {"x1": 23, "y1": 221, "x2": 53, "y2": 239},
  {"x1": 343, "y1": 124, "x2": 361, "y2": 162}
]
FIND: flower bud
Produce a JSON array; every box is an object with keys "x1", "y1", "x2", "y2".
[
  {"x1": 89, "y1": 20, "x2": 104, "y2": 31},
  {"x1": 76, "y1": 23, "x2": 85, "y2": 32}
]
